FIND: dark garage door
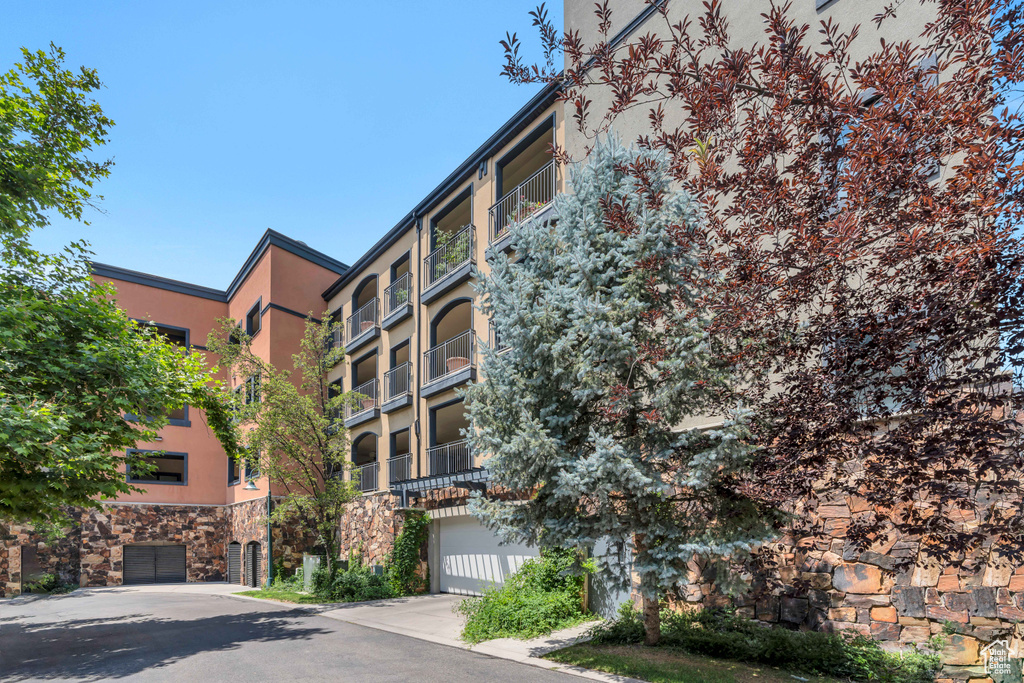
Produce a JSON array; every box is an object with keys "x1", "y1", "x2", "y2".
[{"x1": 123, "y1": 545, "x2": 187, "y2": 585}]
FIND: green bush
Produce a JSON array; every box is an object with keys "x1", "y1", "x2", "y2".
[
  {"x1": 386, "y1": 511, "x2": 429, "y2": 596},
  {"x1": 23, "y1": 573, "x2": 76, "y2": 595},
  {"x1": 456, "y1": 547, "x2": 593, "y2": 644},
  {"x1": 271, "y1": 566, "x2": 303, "y2": 592},
  {"x1": 311, "y1": 561, "x2": 394, "y2": 603},
  {"x1": 588, "y1": 604, "x2": 940, "y2": 683}
]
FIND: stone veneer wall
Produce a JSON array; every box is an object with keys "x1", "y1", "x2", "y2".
[
  {"x1": 337, "y1": 492, "x2": 402, "y2": 568},
  {"x1": 1, "y1": 500, "x2": 315, "y2": 596},
  {"x1": 1, "y1": 517, "x2": 81, "y2": 596},
  {"x1": 668, "y1": 499, "x2": 1024, "y2": 681},
  {"x1": 79, "y1": 504, "x2": 229, "y2": 586}
]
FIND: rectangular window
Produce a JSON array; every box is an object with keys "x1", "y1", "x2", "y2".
[
  {"x1": 244, "y1": 373, "x2": 261, "y2": 405},
  {"x1": 245, "y1": 451, "x2": 260, "y2": 481},
  {"x1": 154, "y1": 324, "x2": 188, "y2": 349},
  {"x1": 127, "y1": 450, "x2": 187, "y2": 485},
  {"x1": 246, "y1": 300, "x2": 262, "y2": 336},
  {"x1": 228, "y1": 456, "x2": 241, "y2": 486}
]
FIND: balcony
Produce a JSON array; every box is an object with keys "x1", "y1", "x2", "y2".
[
  {"x1": 344, "y1": 379, "x2": 379, "y2": 428},
  {"x1": 382, "y1": 272, "x2": 413, "y2": 329},
  {"x1": 422, "y1": 224, "x2": 473, "y2": 304},
  {"x1": 346, "y1": 298, "x2": 379, "y2": 353},
  {"x1": 428, "y1": 439, "x2": 473, "y2": 476},
  {"x1": 388, "y1": 453, "x2": 412, "y2": 484},
  {"x1": 488, "y1": 159, "x2": 557, "y2": 255},
  {"x1": 352, "y1": 461, "x2": 379, "y2": 494},
  {"x1": 422, "y1": 329, "x2": 474, "y2": 397},
  {"x1": 382, "y1": 362, "x2": 413, "y2": 413}
]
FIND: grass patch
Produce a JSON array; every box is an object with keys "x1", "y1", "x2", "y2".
[
  {"x1": 455, "y1": 547, "x2": 595, "y2": 644},
  {"x1": 235, "y1": 588, "x2": 333, "y2": 605},
  {"x1": 546, "y1": 643, "x2": 844, "y2": 683}
]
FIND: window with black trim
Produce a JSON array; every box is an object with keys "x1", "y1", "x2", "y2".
[
  {"x1": 245, "y1": 450, "x2": 260, "y2": 481},
  {"x1": 127, "y1": 450, "x2": 187, "y2": 485},
  {"x1": 154, "y1": 324, "x2": 188, "y2": 348},
  {"x1": 228, "y1": 455, "x2": 241, "y2": 486},
  {"x1": 244, "y1": 372, "x2": 261, "y2": 405},
  {"x1": 245, "y1": 300, "x2": 262, "y2": 336}
]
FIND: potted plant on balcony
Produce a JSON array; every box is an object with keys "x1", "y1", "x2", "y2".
[
  {"x1": 359, "y1": 319, "x2": 374, "y2": 334},
  {"x1": 394, "y1": 287, "x2": 409, "y2": 306},
  {"x1": 432, "y1": 228, "x2": 471, "y2": 282},
  {"x1": 516, "y1": 198, "x2": 546, "y2": 222},
  {"x1": 446, "y1": 356, "x2": 469, "y2": 373},
  {"x1": 360, "y1": 397, "x2": 375, "y2": 411}
]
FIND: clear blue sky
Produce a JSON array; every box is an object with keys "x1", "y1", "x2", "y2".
[{"x1": 4, "y1": 1, "x2": 561, "y2": 288}]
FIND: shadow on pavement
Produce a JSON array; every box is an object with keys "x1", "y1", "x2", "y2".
[{"x1": 2, "y1": 607, "x2": 329, "y2": 681}]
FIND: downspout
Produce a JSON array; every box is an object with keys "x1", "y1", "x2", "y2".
[
  {"x1": 265, "y1": 489, "x2": 273, "y2": 588},
  {"x1": 414, "y1": 215, "x2": 423, "y2": 491}
]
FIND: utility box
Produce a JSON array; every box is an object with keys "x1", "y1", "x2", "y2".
[{"x1": 302, "y1": 554, "x2": 322, "y2": 593}]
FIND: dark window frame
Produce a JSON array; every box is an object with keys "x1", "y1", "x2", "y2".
[
  {"x1": 126, "y1": 449, "x2": 188, "y2": 486},
  {"x1": 245, "y1": 298, "x2": 263, "y2": 337},
  {"x1": 228, "y1": 455, "x2": 242, "y2": 486},
  {"x1": 428, "y1": 396, "x2": 464, "y2": 448}
]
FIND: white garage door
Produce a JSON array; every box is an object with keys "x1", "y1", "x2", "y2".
[{"x1": 438, "y1": 516, "x2": 537, "y2": 596}]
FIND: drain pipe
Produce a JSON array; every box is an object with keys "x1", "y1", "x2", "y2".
[
  {"x1": 265, "y1": 489, "x2": 273, "y2": 589},
  {"x1": 414, "y1": 214, "x2": 423, "y2": 482}
]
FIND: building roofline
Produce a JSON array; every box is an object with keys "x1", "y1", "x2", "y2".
[
  {"x1": 226, "y1": 229, "x2": 348, "y2": 300},
  {"x1": 321, "y1": 80, "x2": 561, "y2": 301},
  {"x1": 91, "y1": 229, "x2": 348, "y2": 303},
  {"x1": 91, "y1": 262, "x2": 229, "y2": 301}
]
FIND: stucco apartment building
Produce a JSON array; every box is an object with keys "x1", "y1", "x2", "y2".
[
  {"x1": 0, "y1": 73, "x2": 565, "y2": 597},
  {"x1": 3, "y1": 4, "x2": 1018, "y2": 670}
]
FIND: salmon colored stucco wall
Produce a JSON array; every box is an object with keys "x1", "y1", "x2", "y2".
[{"x1": 93, "y1": 240, "x2": 346, "y2": 507}]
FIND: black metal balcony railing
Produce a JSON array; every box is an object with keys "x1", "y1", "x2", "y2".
[
  {"x1": 388, "y1": 453, "x2": 412, "y2": 484},
  {"x1": 424, "y1": 224, "x2": 473, "y2": 289},
  {"x1": 384, "y1": 362, "x2": 412, "y2": 402},
  {"x1": 346, "y1": 298, "x2": 378, "y2": 343},
  {"x1": 383, "y1": 272, "x2": 412, "y2": 316},
  {"x1": 428, "y1": 439, "x2": 473, "y2": 476},
  {"x1": 353, "y1": 462, "x2": 378, "y2": 493},
  {"x1": 489, "y1": 320, "x2": 509, "y2": 354},
  {"x1": 347, "y1": 379, "x2": 378, "y2": 419},
  {"x1": 423, "y1": 330, "x2": 473, "y2": 385},
  {"x1": 488, "y1": 159, "x2": 557, "y2": 244}
]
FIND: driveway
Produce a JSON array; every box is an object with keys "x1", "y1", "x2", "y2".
[{"x1": 0, "y1": 586, "x2": 583, "y2": 682}]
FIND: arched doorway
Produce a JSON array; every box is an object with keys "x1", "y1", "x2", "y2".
[
  {"x1": 228, "y1": 542, "x2": 242, "y2": 584},
  {"x1": 245, "y1": 541, "x2": 261, "y2": 588}
]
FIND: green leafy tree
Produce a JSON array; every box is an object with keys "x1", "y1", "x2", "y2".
[
  {"x1": 463, "y1": 138, "x2": 782, "y2": 645},
  {"x1": 0, "y1": 46, "x2": 240, "y2": 526},
  {"x1": 208, "y1": 314, "x2": 362, "y2": 585}
]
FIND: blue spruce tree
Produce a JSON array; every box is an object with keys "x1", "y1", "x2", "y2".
[{"x1": 463, "y1": 137, "x2": 779, "y2": 644}]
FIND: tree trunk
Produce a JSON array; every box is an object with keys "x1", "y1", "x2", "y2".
[{"x1": 642, "y1": 593, "x2": 661, "y2": 646}]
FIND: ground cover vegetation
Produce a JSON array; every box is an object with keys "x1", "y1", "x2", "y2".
[
  {"x1": 490, "y1": 0, "x2": 1024, "y2": 645},
  {"x1": 568, "y1": 605, "x2": 940, "y2": 683},
  {"x1": 455, "y1": 547, "x2": 595, "y2": 643}
]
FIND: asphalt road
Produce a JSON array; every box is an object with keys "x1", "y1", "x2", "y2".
[{"x1": 0, "y1": 589, "x2": 580, "y2": 682}]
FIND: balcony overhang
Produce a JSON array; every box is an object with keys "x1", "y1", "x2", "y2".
[
  {"x1": 346, "y1": 326, "x2": 380, "y2": 354},
  {"x1": 421, "y1": 366, "x2": 475, "y2": 398},
  {"x1": 382, "y1": 301, "x2": 413, "y2": 329},
  {"x1": 422, "y1": 261, "x2": 473, "y2": 305},
  {"x1": 344, "y1": 408, "x2": 380, "y2": 429},
  {"x1": 485, "y1": 202, "x2": 557, "y2": 261},
  {"x1": 389, "y1": 467, "x2": 489, "y2": 507},
  {"x1": 382, "y1": 392, "x2": 413, "y2": 413}
]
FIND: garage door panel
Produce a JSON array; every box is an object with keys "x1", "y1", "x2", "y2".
[
  {"x1": 438, "y1": 517, "x2": 537, "y2": 596},
  {"x1": 123, "y1": 545, "x2": 185, "y2": 585}
]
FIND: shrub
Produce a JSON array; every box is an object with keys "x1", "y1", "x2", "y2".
[
  {"x1": 271, "y1": 566, "x2": 303, "y2": 592},
  {"x1": 386, "y1": 510, "x2": 429, "y2": 596},
  {"x1": 456, "y1": 547, "x2": 593, "y2": 644},
  {"x1": 588, "y1": 604, "x2": 940, "y2": 683},
  {"x1": 22, "y1": 573, "x2": 76, "y2": 595},
  {"x1": 311, "y1": 562, "x2": 394, "y2": 603}
]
